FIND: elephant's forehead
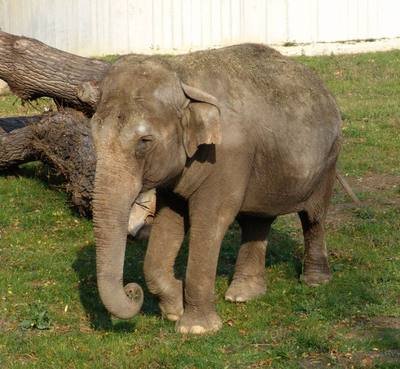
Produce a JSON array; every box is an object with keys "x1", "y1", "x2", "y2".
[
  {"x1": 97, "y1": 62, "x2": 182, "y2": 123},
  {"x1": 104, "y1": 61, "x2": 179, "y2": 97},
  {"x1": 95, "y1": 94, "x2": 176, "y2": 132},
  {"x1": 103, "y1": 73, "x2": 151, "y2": 98}
]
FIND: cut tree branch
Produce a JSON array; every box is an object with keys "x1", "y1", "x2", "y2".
[{"x1": 0, "y1": 31, "x2": 111, "y2": 115}]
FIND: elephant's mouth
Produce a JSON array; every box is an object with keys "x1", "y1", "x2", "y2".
[{"x1": 128, "y1": 189, "x2": 156, "y2": 237}]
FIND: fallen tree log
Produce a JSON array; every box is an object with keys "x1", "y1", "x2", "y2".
[
  {"x1": 0, "y1": 115, "x2": 42, "y2": 133},
  {"x1": 0, "y1": 31, "x2": 111, "y2": 115},
  {"x1": 0, "y1": 115, "x2": 43, "y2": 168},
  {"x1": 0, "y1": 110, "x2": 94, "y2": 214},
  {"x1": 0, "y1": 31, "x2": 112, "y2": 210}
]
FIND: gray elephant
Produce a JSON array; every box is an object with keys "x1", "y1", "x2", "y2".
[{"x1": 85, "y1": 44, "x2": 341, "y2": 334}]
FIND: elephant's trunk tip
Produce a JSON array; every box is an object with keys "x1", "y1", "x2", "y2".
[
  {"x1": 98, "y1": 278, "x2": 144, "y2": 319},
  {"x1": 124, "y1": 282, "x2": 144, "y2": 313}
]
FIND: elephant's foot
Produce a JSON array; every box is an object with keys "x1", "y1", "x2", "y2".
[
  {"x1": 300, "y1": 267, "x2": 332, "y2": 287},
  {"x1": 159, "y1": 301, "x2": 184, "y2": 322},
  {"x1": 175, "y1": 309, "x2": 222, "y2": 335},
  {"x1": 158, "y1": 280, "x2": 184, "y2": 322},
  {"x1": 225, "y1": 275, "x2": 266, "y2": 302}
]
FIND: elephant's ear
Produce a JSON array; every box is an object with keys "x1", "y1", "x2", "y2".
[{"x1": 180, "y1": 82, "x2": 222, "y2": 158}]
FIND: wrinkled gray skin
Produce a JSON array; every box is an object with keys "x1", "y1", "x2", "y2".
[{"x1": 90, "y1": 44, "x2": 341, "y2": 334}]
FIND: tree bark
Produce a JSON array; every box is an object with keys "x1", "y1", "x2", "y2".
[
  {"x1": 0, "y1": 30, "x2": 110, "y2": 211},
  {"x1": 0, "y1": 31, "x2": 111, "y2": 115},
  {"x1": 0, "y1": 116, "x2": 40, "y2": 168},
  {"x1": 0, "y1": 111, "x2": 95, "y2": 214}
]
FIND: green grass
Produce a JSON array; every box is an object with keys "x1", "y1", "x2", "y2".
[
  {"x1": 0, "y1": 96, "x2": 54, "y2": 117},
  {"x1": 1, "y1": 51, "x2": 400, "y2": 368},
  {"x1": 297, "y1": 51, "x2": 400, "y2": 176}
]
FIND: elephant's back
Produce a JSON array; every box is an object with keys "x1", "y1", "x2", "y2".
[
  {"x1": 116, "y1": 45, "x2": 341, "y2": 213},
  {"x1": 161, "y1": 44, "x2": 341, "y2": 136},
  {"x1": 173, "y1": 44, "x2": 341, "y2": 162},
  {"x1": 124, "y1": 44, "x2": 341, "y2": 165},
  {"x1": 166, "y1": 44, "x2": 342, "y2": 212}
]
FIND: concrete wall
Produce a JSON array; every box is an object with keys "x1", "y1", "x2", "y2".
[{"x1": 1, "y1": 0, "x2": 400, "y2": 56}]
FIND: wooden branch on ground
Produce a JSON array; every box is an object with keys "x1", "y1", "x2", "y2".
[{"x1": 0, "y1": 115, "x2": 42, "y2": 133}]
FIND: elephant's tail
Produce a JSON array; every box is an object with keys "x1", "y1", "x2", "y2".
[{"x1": 335, "y1": 170, "x2": 361, "y2": 206}]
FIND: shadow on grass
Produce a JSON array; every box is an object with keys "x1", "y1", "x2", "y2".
[
  {"x1": 72, "y1": 238, "x2": 160, "y2": 332},
  {"x1": 268, "y1": 228, "x2": 303, "y2": 273},
  {"x1": 365, "y1": 317, "x2": 400, "y2": 351},
  {"x1": 72, "y1": 221, "x2": 302, "y2": 331},
  {"x1": 5, "y1": 165, "x2": 303, "y2": 329},
  {"x1": 217, "y1": 224, "x2": 303, "y2": 279},
  {"x1": 2, "y1": 162, "x2": 66, "y2": 188},
  {"x1": 376, "y1": 328, "x2": 400, "y2": 350},
  {"x1": 1, "y1": 162, "x2": 91, "y2": 219},
  {"x1": 295, "y1": 323, "x2": 400, "y2": 368}
]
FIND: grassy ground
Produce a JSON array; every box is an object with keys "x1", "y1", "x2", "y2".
[{"x1": 1, "y1": 51, "x2": 400, "y2": 369}]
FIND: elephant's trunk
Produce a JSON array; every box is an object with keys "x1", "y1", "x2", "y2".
[{"x1": 93, "y1": 160, "x2": 143, "y2": 319}]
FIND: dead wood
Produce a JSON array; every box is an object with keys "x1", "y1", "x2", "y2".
[
  {"x1": 0, "y1": 111, "x2": 95, "y2": 214},
  {"x1": 0, "y1": 31, "x2": 111, "y2": 115}
]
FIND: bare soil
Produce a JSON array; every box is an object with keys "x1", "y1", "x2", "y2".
[{"x1": 327, "y1": 173, "x2": 400, "y2": 228}]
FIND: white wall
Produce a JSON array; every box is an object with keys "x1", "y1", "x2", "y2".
[{"x1": 0, "y1": 0, "x2": 399, "y2": 56}]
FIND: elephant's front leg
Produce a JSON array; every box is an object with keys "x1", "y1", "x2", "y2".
[
  {"x1": 176, "y1": 202, "x2": 238, "y2": 334},
  {"x1": 143, "y1": 193, "x2": 187, "y2": 321}
]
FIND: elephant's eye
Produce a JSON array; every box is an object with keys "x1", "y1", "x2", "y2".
[{"x1": 135, "y1": 135, "x2": 154, "y2": 157}]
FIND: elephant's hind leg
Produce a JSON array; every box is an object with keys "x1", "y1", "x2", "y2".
[
  {"x1": 225, "y1": 216, "x2": 274, "y2": 302},
  {"x1": 299, "y1": 168, "x2": 336, "y2": 286}
]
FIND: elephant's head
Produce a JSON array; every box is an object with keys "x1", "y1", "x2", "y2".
[{"x1": 82, "y1": 59, "x2": 221, "y2": 319}]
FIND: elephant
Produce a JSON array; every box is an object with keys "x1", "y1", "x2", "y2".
[{"x1": 84, "y1": 44, "x2": 341, "y2": 334}]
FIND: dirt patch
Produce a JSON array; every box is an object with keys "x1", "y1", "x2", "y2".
[
  {"x1": 0, "y1": 318, "x2": 16, "y2": 332},
  {"x1": 300, "y1": 349, "x2": 400, "y2": 369},
  {"x1": 326, "y1": 173, "x2": 400, "y2": 228},
  {"x1": 14, "y1": 353, "x2": 38, "y2": 365},
  {"x1": 28, "y1": 279, "x2": 56, "y2": 288},
  {"x1": 370, "y1": 316, "x2": 400, "y2": 330},
  {"x1": 326, "y1": 202, "x2": 357, "y2": 229},
  {"x1": 0, "y1": 319, "x2": 10, "y2": 332},
  {"x1": 351, "y1": 174, "x2": 400, "y2": 192},
  {"x1": 300, "y1": 353, "x2": 331, "y2": 369}
]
